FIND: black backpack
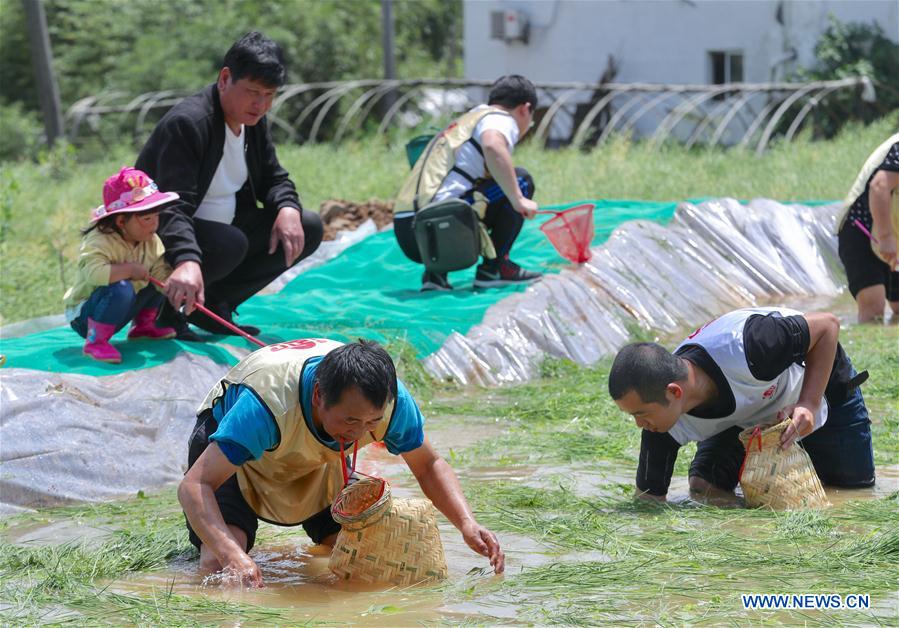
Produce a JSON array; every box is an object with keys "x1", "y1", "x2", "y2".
[{"x1": 406, "y1": 199, "x2": 481, "y2": 274}]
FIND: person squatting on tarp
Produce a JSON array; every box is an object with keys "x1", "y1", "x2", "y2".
[
  {"x1": 178, "y1": 338, "x2": 504, "y2": 586},
  {"x1": 836, "y1": 133, "x2": 899, "y2": 324},
  {"x1": 136, "y1": 32, "x2": 323, "y2": 341},
  {"x1": 394, "y1": 75, "x2": 543, "y2": 292},
  {"x1": 607, "y1": 307, "x2": 875, "y2": 503},
  {"x1": 63, "y1": 167, "x2": 181, "y2": 364}
]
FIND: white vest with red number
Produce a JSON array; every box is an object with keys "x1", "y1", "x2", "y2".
[{"x1": 668, "y1": 307, "x2": 827, "y2": 445}]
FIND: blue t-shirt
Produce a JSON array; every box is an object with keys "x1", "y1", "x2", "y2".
[{"x1": 209, "y1": 356, "x2": 425, "y2": 465}]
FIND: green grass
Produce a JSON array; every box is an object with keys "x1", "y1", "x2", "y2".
[
  {"x1": 0, "y1": 490, "x2": 330, "y2": 625},
  {"x1": 465, "y1": 483, "x2": 899, "y2": 624},
  {"x1": 445, "y1": 324, "x2": 899, "y2": 624},
  {"x1": 1, "y1": 324, "x2": 896, "y2": 624},
  {"x1": 2, "y1": 117, "x2": 897, "y2": 623},
  {"x1": 2, "y1": 115, "x2": 897, "y2": 324}
]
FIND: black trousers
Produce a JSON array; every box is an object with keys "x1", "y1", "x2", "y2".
[
  {"x1": 468, "y1": 167, "x2": 535, "y2": 260},
  {"x1": 184, "y1": 410, "x2": 341, "y2": 551},
  {"x1": 838, "y1": 221, "x2": 899, "y2": 300},
  {"x1": 192, "y1": 208, "x2": 323, "y2": 311},
  {"x1": 689, "y1": 382, "x2": 875, "y2": 492}
]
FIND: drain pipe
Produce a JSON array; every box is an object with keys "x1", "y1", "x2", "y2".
[
  {"x1": 770, "y1": 0, "x2": 797, "y2": 83},
  {"x1": 769, "y1": 47, "x2": 798, "y2": 83}
]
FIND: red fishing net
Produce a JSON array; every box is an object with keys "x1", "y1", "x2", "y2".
[{"x1": 539, "y1": 204, "x2": 595, "y2": 263}]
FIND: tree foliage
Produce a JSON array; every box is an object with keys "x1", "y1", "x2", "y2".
[
  {"x1": 793, "y1": 14, "x2": 899, "y2": 137},
  {"x1": 1, "y1": 0, "x2": 462, "y2": 114}
]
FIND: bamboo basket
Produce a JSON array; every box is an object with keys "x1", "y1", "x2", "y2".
[
  {"x1": 329, "y1": 477, "x2": 448, "y2": 585},
  {"x1": 738, "y1": 420, "x2": 830, "y2": 510}
]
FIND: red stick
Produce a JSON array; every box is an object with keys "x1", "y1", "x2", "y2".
[
  {"x1": 853, "y1": 219, "x2": 879, "y2": 244},
  {"x1": 148, "y1": 277, "x2": 265, "y2": 348}
]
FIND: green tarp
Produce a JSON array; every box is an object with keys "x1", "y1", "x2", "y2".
[{"x1": 0, "y1": 200, "x2": 681, "y2": 375}]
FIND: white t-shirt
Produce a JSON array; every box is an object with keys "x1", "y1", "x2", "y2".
[
  {"x1": 433, "y1": 105, "x2": 520, "y2": 202},
  {"x1": 194, "y1": 123, "x2": 248, "y2": 224}
]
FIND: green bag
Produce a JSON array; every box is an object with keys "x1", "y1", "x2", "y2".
[{"x1": 405, "y1": 134, "x2": 435, "y2": 169}]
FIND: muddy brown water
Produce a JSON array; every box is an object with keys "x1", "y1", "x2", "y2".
[
  {"x1": 104, "y1": 427, "x2": 555, "y2": 624},
  {"x1": 6, "y1": 412, "x2": 896, "y2": 624},
  {"x1": 99, "y1": 451, "x2": 897, "y2": 624}
]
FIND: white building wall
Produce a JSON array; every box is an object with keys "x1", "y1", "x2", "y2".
[{"x1": 464, "y1": 0, "x2": 899, "y2": 85}]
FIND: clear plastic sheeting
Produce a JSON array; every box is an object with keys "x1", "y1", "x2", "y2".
[
  {"x1": 0, "y1": 353, "x2": 228, "y2": 513},
  {"x1": 424, "y1": 198, "x2": 844, "y2": 386}
]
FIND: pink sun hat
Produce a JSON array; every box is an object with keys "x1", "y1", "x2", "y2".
[{"x1": 91, "y1": 166, "x2": 179, "y2": 222}]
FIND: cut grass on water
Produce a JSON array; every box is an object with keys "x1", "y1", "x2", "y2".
[
  {"x1": 1, "y1": 323, "x2": 896, "y2": 624},
  {"x1": 446, "y1": 323, "x2": 898, "y2": 624},
  {"x1": 1, "y1": 119, "x2": 896, "y2": 623},
  {"x1": 0, "y1": 490, "x2": 326, "y2": 626}
]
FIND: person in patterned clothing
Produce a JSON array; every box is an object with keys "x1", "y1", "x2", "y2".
[{"x1": 836, "y1": 134, "x2": 899, "y2": 323}]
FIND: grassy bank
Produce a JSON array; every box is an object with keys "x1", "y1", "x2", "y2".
[
  {"x1": 1, "y1": 115, "x2": 896, "y2": 324},
  {"x1": 1, "y1": 324, "x2": 896, "y2": 624}
]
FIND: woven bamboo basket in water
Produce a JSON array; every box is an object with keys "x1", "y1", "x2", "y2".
[
  {"x1": 738, "y1": 420, "x2": 830, "y2": 510},
  {"x1": 329, "y1": 476, "x2": 448, "y2": 585}
]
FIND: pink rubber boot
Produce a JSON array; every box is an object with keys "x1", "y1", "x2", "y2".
[
  {"x1": 83, "y1": 318, "x2": 122, "y2": 363},
  {"x1": 127, "y1": 308, "x2": 176, "y2": 340}
]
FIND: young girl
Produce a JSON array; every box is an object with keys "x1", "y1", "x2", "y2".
[{"x1": 63, "y1": 167, "x2": 179, "y2": 363}]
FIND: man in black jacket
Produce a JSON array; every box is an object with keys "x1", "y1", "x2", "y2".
[{"x1": 136, "y1": 32, "x2": 323, "y2": 340}]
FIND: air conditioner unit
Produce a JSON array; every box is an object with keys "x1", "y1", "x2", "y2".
[{"x1": 490, "y1": 9, "x2": 530, "y2": 44}]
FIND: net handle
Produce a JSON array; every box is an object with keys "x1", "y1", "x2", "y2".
[
  {"x1": 536, "y1": 202, "x2": 597, "y2": 216},
  {"x1": 338, "y1": 438, "x2": 386, "y2": 495}
]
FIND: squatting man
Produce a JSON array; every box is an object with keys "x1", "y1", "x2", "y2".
[{"x1": 179, "y1": 338, "x2": 504, "y2": 585}]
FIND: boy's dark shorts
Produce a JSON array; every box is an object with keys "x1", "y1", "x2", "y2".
[
  {"x1": 838, "y1": 222, "x2": 899, "y2": 300},
  {"x1": 185, "y1": 410, "x2": 341, "y2": 552},
  {"x1": 689, "y1": 383, "x2": 876, "y2": 492}
]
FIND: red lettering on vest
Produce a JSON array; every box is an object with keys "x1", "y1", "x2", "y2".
[
  {"x1": 688, "y1": 318, "x2": 717, "y2": 339},
  {"x1": 269, "y1": 338, "x2": 331, "y2": 352},
  {"x1": 762, "y1": 384, "x2": 777, "y2": 400}
]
